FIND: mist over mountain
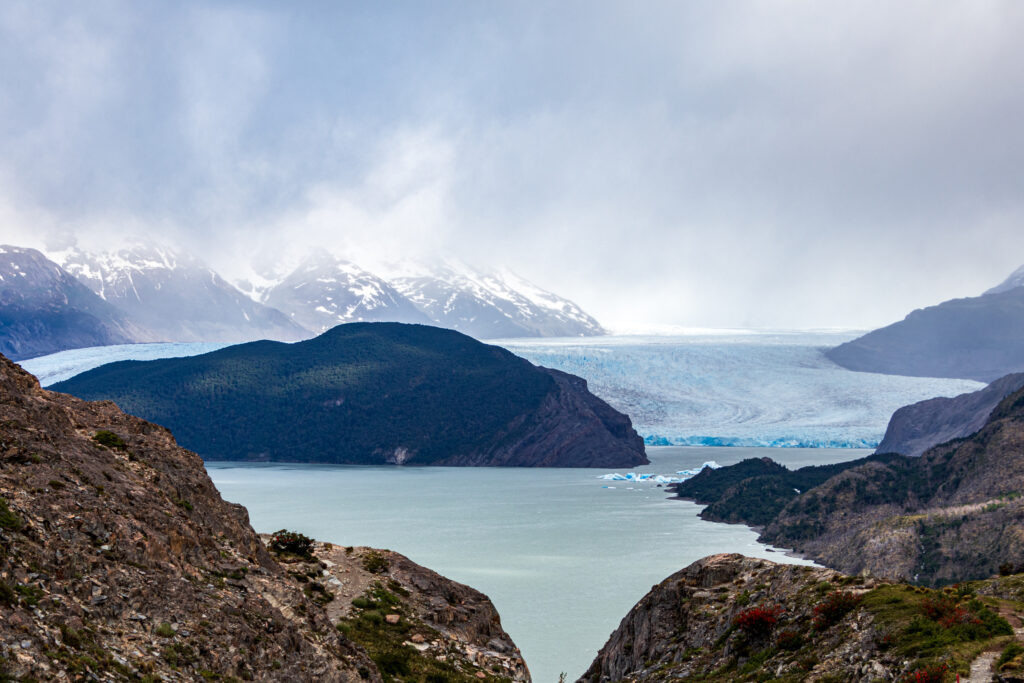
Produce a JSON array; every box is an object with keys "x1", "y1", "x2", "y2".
[
  {"x1": 51, "y1": 245, "x2": 308, "y2": 344},
  {"x1": 232, "y1": 248, "x2": 605, "y2": 339},
  {"x1": 0, "y1": 241, "x2": 606, "y2": 358}
]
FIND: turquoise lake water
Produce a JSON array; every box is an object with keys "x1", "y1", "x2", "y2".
[{"x1": 206, "y1": 446, "x2": 867, "y2": 683}]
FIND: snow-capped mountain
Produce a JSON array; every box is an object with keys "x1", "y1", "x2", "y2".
[
  {"x1": 391, "y1": 260, "x2": 606, "y2": 338},
  {"x1": 49, "y1": 245, "x2": 309, "y2": 343},
  {"x1": 984, "y1": 264, "x2": 1024, "y2": 295},
  {"x1": 0, "y1": 245, "x2": 141, "y2": 359},
  {"x1": 261, "y1": 250, "x2": 431, "y2": 333}
]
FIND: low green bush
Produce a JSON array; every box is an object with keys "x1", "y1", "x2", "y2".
[{"x1": 92, "y1": 430, "x2": 127, "y2": 450}]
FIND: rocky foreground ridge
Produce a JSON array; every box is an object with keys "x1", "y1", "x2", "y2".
[
  {"x1": 0, "y1": 352, "x2": 526, "y2": 681},
  {"x1": 580, "y1": 554, "x2": 1024, "y2": 683}
]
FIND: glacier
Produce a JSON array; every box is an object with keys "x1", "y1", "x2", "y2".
[
  {"x1": 19, "y1": 342, "x2": 230, "y2": 386},
  {"x1": 498, "y1": 332, "x2": 983, "y2": 449},
  {"x1": 18, "y1": 331, "x2": 984, "y2": 449}
]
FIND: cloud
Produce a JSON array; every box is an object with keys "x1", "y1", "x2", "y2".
[{"x1": 1, "y1": 1, "x2": 1024, "y2": 329}]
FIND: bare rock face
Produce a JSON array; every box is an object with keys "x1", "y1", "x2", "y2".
[
  {"x1": 876, "y1": 372, "x2": 1024, "y2": 457},
  {"x1": 0, "y1": 353, "x2": 527, "y2": 681}
]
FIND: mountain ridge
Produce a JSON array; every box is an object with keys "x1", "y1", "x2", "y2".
[{"x1": 826, "y1": 265, "x2": 1024, "y2": 381}]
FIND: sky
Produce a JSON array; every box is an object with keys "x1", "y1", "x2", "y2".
[{"x1": 2, "y1": 1, "x2": 1024, "y2": 331}]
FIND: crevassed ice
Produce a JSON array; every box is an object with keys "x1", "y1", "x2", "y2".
[{"x1": 501, "y1": 333, "x2": 983, "y2": 449}]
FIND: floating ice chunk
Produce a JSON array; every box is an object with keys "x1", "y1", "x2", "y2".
[
  {"x1": 597, "y1": 462, "x2": 721, "y2": 486},
  {"x1": 675, "y1": 461, "x2": 721, "y2": 477}
]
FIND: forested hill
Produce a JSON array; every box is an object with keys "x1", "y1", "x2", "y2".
[{"x1": 52, "y1": 322, "x2": 647, "y2": 467}]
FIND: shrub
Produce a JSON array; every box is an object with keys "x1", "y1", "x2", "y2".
[
  {"x1": 269, "y1": 529, "x2": 314, "y2": 558},
  {"x1": 362, "y1": 550, "x2": 389, "y2": 574},
  {"x1": 813, "y1": 590, "x2": 862, "y2": 630},
  {"x1": 0, "y1": 497, "x2": 21, "y2": 531},
  {"x1": 92, "y1": 430, "x2": 127, "y2": 450},
  {"x1": 733, "y1": 604, "x2": 784, "y2": 637},
  {"x1": 155, "y1": 622, "x2": 176, "y2": 638},
  {"x1": 999, "y1": 642, "x2": 1024, "y2": 669},
  {"x1": 775, "y1": 628, "x2": 803, "y2": 650}
]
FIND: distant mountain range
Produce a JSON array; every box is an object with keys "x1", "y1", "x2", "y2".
[
  {"x1": 827, "y1": 263, "x2": 1024, "y2": 381},
  {"x1": 0, "y1": 243, "x2": 604, "y2": 359}
]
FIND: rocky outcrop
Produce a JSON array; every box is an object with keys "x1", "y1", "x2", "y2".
[
  {"x1": 0, "y1": 352, "x2": 525, "y2": 681},
  {"x1": 825, "y1": 286, "x2": 1024, "y2": 382},
  {"x1": 762, "y1": 387, "x2": 1024, "y2": 585},
  {"x1": 53, "y1": 323, "x2": 648, "y2": 467},
  {"x1": 307, "y1": 543, "x2": 529, "y2": 682},
  {"x1": 876, "y1": 372, "x2": 1024, "y2": 456},
  {"x1": 0, "y1": 246, "x2": 140, "y2": 360},
  {"x1": 580, "y1": 554, "x2": 1021, "y2": 683}
]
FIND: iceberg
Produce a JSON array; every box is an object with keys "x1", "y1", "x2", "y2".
[{"x1": 599, "y1": 461, "x2": 719, "y2": 485}]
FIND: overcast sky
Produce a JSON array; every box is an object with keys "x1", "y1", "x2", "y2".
[{"x1": 2, "y1": 1, "x2": 1024, "y2": 330}]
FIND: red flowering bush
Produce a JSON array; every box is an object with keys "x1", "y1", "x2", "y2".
[
  {"x1": 900, "y1": 663, "x2": 948, "y2": 683},
  {"x1": 812, "y1": 590, "x2": 862, "y2": 630},
  {"x1": 920, "y1": 595, "x2": 982, "y2": 628},
  {"x1": 733, "y1": 604, "x2": 784, "y2": 637},
  {"x1": 269, "y1": 529, "x2": 314, "y2": 558}
]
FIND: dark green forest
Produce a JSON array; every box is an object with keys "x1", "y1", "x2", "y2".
[{"x1": 54, "y1": 323, "x2": 556, "y2": 464}]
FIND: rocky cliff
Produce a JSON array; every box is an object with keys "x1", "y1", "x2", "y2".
[
  {"x1": 579, "y1": 554, "x2": 1021, "y2": 683},
  {"x1": 52, "y1": 323, "x2": 647, "y2": 467},
  {"x1": 876, "y1": 372, "x2": 1024, "y2": 457},
  {"x1": 0, "y1": 352, "x2": 526, "y2": 681},
  {"x1": 762, "y1": 387, "x2": 1024, "y2": 585}
]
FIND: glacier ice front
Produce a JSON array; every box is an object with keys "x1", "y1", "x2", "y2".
[{"x1": 599, "y1": 461, "x2": 720, "y2": 485}]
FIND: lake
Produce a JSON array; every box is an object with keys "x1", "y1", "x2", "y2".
[{"x1": 207, "y1": 446, "x2": 868, "y2": 683}]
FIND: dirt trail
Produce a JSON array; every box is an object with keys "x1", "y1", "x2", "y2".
[{"x1": 964, "y1": 606, "x2": 1024, "y2": 683}]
